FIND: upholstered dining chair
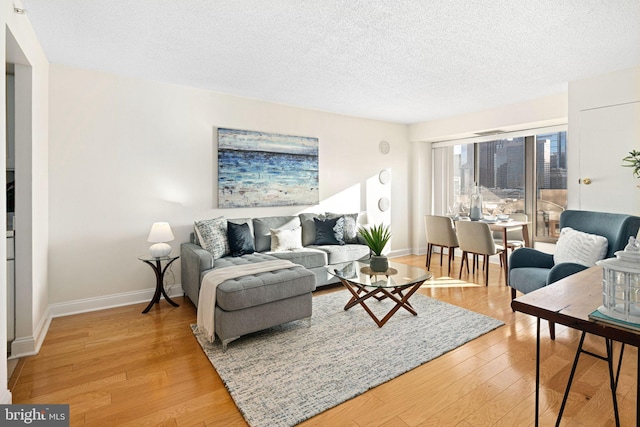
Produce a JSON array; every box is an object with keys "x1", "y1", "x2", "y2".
[
  {"x1": 423, "y1": 215, "x2": 459, "y2": 276},
  {"x1": 493, "y1": 213, "x2": 528, "y2": 254},
  {"x1": 455, "y1": 220, "x2": 506, "y2": 286}
]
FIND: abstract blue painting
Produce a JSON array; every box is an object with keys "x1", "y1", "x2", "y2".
[{"x1": 218, "y1": 128, "x2": 319, "y2": 208}]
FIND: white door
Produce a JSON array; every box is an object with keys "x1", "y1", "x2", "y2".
[{"x1": 578, "y1": 102, "x2": 640, "y2": 214}]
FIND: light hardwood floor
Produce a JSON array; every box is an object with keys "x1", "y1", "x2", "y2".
[{"x1": 10, "y1": 254, "x2": 638, "y2": 426}]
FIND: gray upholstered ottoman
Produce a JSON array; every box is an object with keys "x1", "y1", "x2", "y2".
[{"x1": 212, "y1": 253, "x2": 316, "y2": 350}]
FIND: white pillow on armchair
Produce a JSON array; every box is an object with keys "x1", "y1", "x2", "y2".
[{"x1": 553, "y1": 227, "x2": 608, "y2": 267}]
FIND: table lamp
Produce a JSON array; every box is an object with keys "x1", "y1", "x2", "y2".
[{"x1": 147, "y1": 222, "x2": 174, "y2": 257}]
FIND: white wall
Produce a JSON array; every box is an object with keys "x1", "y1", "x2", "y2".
[
  {"x1": 568, "y1": 66, "x2": 640, "y2": 213},
  {"x1": 48, "y1": 64, "x2": 409, "y2": 306},
  {"x1": 1, "y1": 0, "x2": 50, "y2": 401},
  {"x1": 409, "y1": 93, "x2": 568, "y2": 143}
]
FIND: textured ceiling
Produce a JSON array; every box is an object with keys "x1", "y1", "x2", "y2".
[{"x1": 19, "y1": 0, "x2": 640, "y2": 124}]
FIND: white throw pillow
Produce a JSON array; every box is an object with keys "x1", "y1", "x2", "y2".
[
  {"x1": 270, "y1": 227, "x2": 303, "y2": 252},
  {"x1": 553, "y1": 227, "x2": 608, "y2": 267}
]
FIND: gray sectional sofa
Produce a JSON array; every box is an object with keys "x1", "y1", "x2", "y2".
[{"x1": 181, "y1": 213, "x2": 370, "y2": 349}]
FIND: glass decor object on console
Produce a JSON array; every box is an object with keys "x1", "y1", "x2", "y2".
[
  {"x1": 596, "y1": 237, "x2": 640, "y2": 324},
  {"x1": 469, "y1": 183, "x2": 483, "y2": 221}
]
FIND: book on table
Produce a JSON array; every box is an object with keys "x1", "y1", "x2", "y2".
[{"x1": 588, "y1": 308, "x2": 640, "y2": 332}]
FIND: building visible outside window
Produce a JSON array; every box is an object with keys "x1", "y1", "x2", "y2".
[
  {"x1": 535, "y1": 131, "x2": 567, "y2": 239},
  {"x1": 433, "y1": 129, "x2": 567, "y2": 244}
]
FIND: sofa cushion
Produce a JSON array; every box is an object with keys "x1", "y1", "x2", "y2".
[
  {"x1": 227, "y1": 221, "x2": 255, "y2": 257},
  {"x1": 253, "y1": 216, "x2": 300, "y2": 252},
  {"x1": 299, "y1": 212, "x2": 325, "y2": 246},
  {"x1": 314, "y1": 217, "x2": 345, "y2": 245},
  {"x1": 213, "y1": 251, "x2": 278, "y2": 268},
  {"x1": 309, "y1": 243, "x2": 370, "y2": 264},
  {"x1": 270, "y1": 227, "x2": 303, "y2": 251},
  {"x1": 509, "y1": 267, "x2": 550, "y2": 294},
  {"x1": 194, "y1": 217, "x2": 230, "y2": 259},
  {"x1": 327, "y1": 212, "x2": 359, "y2": 244},
  {"x1": 214, "y1": 254, "x2": 316, "y2": 311},
  {"x1": 554, "y1": 226, "x2": 608, "y2": 267},
  {"x1": 266, "y1": 248, "x2": 328, "y2": 269}
]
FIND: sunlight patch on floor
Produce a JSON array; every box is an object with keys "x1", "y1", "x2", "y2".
[{"x1": 421, "y1": 277, "x2": 483, "y2": 288}]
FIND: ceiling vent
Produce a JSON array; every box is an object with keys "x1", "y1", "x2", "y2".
[{"x1": 474, "y1": 130, "x2": 506, "y2": 137}]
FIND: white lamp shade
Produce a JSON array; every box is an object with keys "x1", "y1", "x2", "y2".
[{"x1": 147, "y1": 222, "x2": 174, "y2": 243}]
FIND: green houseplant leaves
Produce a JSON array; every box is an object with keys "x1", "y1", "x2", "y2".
[
  {"x1": 622, "y1": 150, "x2": 640, "y2": 178},
  {"x1": 358, "y1": 223, "x2": 391, "y2": 256}
]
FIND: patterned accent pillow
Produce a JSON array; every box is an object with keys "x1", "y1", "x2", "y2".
[
  {"x1": 327, "y1": 212, "x2": 359, "y2": 243},
  {"x1": 194, "y1": 217, "x2": 230, "y2": 259},
  {"x1": 314, "y1": 217, "x2": 345, "y2": 245},
  {"x1": 270, "y1": 227, "x2": 303, "y2": 252}
]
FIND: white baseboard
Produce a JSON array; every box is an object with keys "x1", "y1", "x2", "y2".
[
  {"x1": 8, "y1": 285, "x2": 184, "y2": 359},
  {"x1": 48, "y1": 284, "x2": 185, "y2": 318},
  {"x1": 0, "y1": 388, "x2": 12, "y2": 404},
  {"x1": 388, "y1": 247, "x2": 412, "y2": 258},
  {"x1": 10, "y1": 305, "x2": 52, "y2": 359}
]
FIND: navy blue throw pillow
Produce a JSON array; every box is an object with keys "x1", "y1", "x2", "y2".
[
  {"x1": 314, "y1": 217, "x2": 345, "y2": 245},
  {"x1": 227, "y1": 222, "x2": 255, "y2": 257}
]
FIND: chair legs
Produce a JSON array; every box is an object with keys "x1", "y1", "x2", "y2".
[
  {"x1": 426, "y1": 243, "x2": 433, "y2": 268},
  {"x1": 427, "y1": 244, "x2": 456, "y2": 276},
  {"x1": 459, "y1": 250, "x2": 506, "y2": 286}
]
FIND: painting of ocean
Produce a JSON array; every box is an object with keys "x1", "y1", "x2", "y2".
[{"x1": 218, "y1": 128, "x2": 319, "y2": 208}]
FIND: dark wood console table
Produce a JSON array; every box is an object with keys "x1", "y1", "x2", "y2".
[{"x1": 511, "y1": 266, "x2": 640, "y2": 426}]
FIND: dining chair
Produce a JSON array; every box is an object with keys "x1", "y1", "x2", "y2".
[
  {"x1": 423, "y1": 215, "x2": 459, "y2": 276},
  {"x1": 493, "y1": 213, "x2": 528, "y2": 254},
  {"x1": 456, "y1": 220, "x2": 506, "y2": 286}
]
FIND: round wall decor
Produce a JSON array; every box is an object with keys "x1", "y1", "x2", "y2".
[
  {"x1": 378, "y1": 169, "x2": 391, "y2": 184},
  {"x1": 379, "y1": 140, "x2": 390, "y2": 155},
  {"x1": 378, "y1": 197, "x2": 390, "y2": 212}
]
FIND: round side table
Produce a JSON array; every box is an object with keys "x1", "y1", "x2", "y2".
[{"x1": 138, "y1": 254, "x2": 180, "y2": 314}]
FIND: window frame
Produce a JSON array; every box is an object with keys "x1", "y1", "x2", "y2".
[{"x1": 431, "y1": 124, "x2": 567, "y2": 245}]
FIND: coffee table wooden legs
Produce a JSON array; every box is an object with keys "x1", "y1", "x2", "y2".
[{"x1": 338, "y1": 278, "x2": 425, "y2": 327}]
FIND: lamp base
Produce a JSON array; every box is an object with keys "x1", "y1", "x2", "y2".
[{"x1": 149, "y1": 243, "x2": 172, "y2": 258}]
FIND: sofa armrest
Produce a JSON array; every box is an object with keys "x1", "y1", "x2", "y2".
[
  {"x1": 180, "y1": 242, "x2": 214, "y2": 307},
  {"x1": 509, "y1": 247, "x2": 554, "y2": 270},
  {"x1": 547, "y1": 262, "x2": 588, "y2": 285}
]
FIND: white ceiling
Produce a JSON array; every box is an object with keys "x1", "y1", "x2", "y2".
[{"x1": 19, "y1": 0, "x2": 640, "y2": 124}]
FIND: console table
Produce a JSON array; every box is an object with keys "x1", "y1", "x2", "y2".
[{"x1": 511, "y1": 266, "x2": 640, "y2": 426}]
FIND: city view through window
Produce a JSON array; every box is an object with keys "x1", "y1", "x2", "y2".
[{"x1": 449, "y1": 131, "x2": 567, "y2": 240}]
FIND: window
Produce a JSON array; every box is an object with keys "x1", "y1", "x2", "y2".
[
  {"x1": 535, "y1": 131, "x2": 567, "y2": 240},
  {"x1": 432, "y1": 128, "x2": 567, "y2": 244}
]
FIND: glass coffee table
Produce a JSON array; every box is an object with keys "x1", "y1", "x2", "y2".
[{"x1": 328, "y1": 260, "x2": 432, "y2": 327}]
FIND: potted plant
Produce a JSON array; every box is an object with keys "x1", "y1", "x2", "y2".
[
  {"x1": 358, "y1": 223, "x2": 391, "y2": 272},
  {"x1": 622, "y1": 150, "x2": 640, "y2": 186}
]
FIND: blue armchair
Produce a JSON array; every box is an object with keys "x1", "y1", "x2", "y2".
[{"x1": 509, "y1": 210, "x2": 640, "y2": 339}]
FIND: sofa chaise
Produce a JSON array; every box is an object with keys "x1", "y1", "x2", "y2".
[{"x1": 181, "y1": 213, "x2": 370, "y2": 349}]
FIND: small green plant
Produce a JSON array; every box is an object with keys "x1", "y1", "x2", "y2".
[
  {"x1": 622, "y1": 150, "x2": 640, "y2": 178},
  {"x1": 358, "y1": 223, "x2": 391, "y2": 256}
]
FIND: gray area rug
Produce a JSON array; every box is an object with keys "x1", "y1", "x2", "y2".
[{"x1": 191, "y1": 290, "x2": 504, "y2": 427}]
